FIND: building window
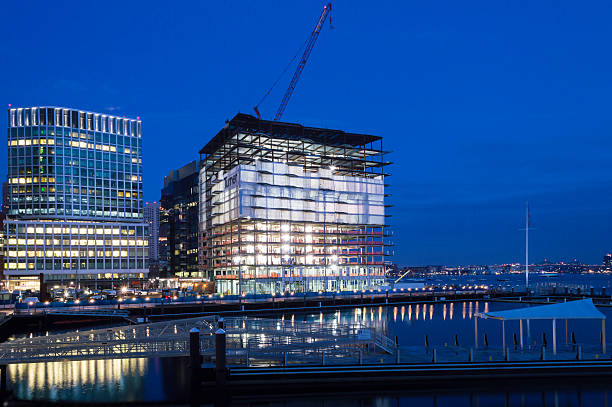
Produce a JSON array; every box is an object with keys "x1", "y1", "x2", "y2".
[{"x1": 47, "y1": 108, "x2": 55, "y2": 126}]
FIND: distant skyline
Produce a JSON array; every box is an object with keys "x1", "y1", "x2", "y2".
[{"x1": 2, "y1": 1, "x2": 612, "y2": 266}]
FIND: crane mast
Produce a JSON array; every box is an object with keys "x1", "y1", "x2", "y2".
[{"x1": 274, "y1": 3, "x2": 331, "y2": 121}]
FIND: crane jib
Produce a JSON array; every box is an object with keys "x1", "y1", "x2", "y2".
[
  {"x1": 253, "y1": 3, "x2": 332, "y2": 122},
  {"x1": 274, "y1": 3, "x2": 332, "y2": 121}
]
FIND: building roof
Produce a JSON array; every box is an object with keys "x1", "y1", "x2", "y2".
[
  {"x1": 163, "y1": 161, "x2": 199, "y2": 188},
  {"x1": 476, "y1": 298, "x2": 606, "y2": 321},
  {"x1": 199, "y1": 113, "x2": 381, "y2": 155},
  {"x1": 8, "y1": 106, "x2": 141, "y2": 122}
]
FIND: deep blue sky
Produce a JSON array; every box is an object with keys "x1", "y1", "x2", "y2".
[{"x1": 2, "y1": 1, "x2": 612, "y2": 266}]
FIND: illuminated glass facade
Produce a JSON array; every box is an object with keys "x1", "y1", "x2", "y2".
[
  {"x1": 199, "y1": 114, "x2": 391, "y2": 295},
  {"x1": 3, "y1": 107, "x2": 148, "y2": 289}
]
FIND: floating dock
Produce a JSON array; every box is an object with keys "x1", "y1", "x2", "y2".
[{"x1": 202, "y1": 359, "x2": 612, "y2": 394}]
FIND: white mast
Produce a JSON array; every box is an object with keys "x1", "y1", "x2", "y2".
[{"x1": 525, "y1": 202, "x2": 529, "y2": 290}]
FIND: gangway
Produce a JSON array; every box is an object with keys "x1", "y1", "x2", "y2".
[{"x1": 0, "y1": 316, "x2": 392, "y2": 365}]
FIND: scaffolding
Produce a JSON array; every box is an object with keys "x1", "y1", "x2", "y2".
[{"x1": 199, "y1": 114, "x2": 393, "y2": 295}]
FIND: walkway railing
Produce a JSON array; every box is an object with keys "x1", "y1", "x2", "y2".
[
  {"x1": 0, "y1": 316, "x2": 391, "y2": 365},
  {"x1": 0, "y1": 316, "x2": 217, "y2": 364}
]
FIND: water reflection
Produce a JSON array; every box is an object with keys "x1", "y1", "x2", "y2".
[
  {"x1": 7, "y1": 300, "x2": 612, "y2": 404},
  {"x1": 8, "y1": 357, "x2": 189, "y2": 403},
  {"x1": 294, "y1": 301, "x2": 612, "y2": 354}
]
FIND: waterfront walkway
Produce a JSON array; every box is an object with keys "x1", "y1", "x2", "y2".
[{"x1": 0, "y1": 316, "x2": 391, "y2": 365}]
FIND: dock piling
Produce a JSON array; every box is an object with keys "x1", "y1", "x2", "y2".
[
  {"x1": 552, "y1": 319, "x2": 557, "y2": 355},
  {"x1": 540, "y1": 346, "x2": 546, "y2": 361},
  {"x1": 474, "y1": 315, "x2": 478, "y2": 349},
  {"x1": 432, "y1": 348, "x2": 437, "y2": 363},
  {"x1": 504, "y1": 347, "x2": 510, "y2": 361},
  {"x1": 513, "y1": 333, "x2": 518, "y2": 349},
  {"x1": 469, "y1": 348, "x2": 473, "y2": 362},
  {"x1": 215, "y1": 327, "x2": 227, "y2": 386},
  {"x1": 576, "y1": 345, "x2": 582, "y2": 360},
  {"x1": 189, "y1": 328, "x2": 200, "y2": 391},
  {"x1": 602, "y1": 319, "x2": 607, "y2": 354}
]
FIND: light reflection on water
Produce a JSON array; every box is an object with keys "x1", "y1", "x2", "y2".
[
  {"x1": 288, "y1": 301, "x2": 612, "y2": 351},
  {"x1": 8, "y1": 357, "x2": 189, "y2": 403},
  {"x1": 6, "y1": 300, "x2": 612, "y2": 405}
]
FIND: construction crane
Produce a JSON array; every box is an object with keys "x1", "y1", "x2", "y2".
[{"x1": 254, "y1": 3, "x2": 332, "y2": 121}]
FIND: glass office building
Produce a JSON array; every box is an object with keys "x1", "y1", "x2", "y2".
[
  {"x1": 3, "y1": 107, "x2": 148, "y2": 290},
  {"x1": 159, "y1": 161, "x2": 200, "y2": 278},
  {"x1": 199, "y1": 114, "x2": 391, "y2": 295}
]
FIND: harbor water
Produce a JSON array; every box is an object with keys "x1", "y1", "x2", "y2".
[{"x1": 7, "y1": 273, "x2": 612, "y2": 405}]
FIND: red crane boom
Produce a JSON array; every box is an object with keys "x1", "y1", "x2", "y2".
[
  {"x1": 253, "y1": 3, "x2": 332, "y2": 121},
  {"x1": 274, "y1": 3, "x2": 331, "y2": 121}
]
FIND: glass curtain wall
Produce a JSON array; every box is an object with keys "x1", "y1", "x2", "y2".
[{"x1": 4, "y1": 107, "x2": 148, "y2": 288}]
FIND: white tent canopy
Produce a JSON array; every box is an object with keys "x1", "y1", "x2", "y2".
[
  {"x1": 473, "y1": 299, "x2": 607, "y2": 355},
  {"x1": 476, "y1": 299, "x2": 606, "y2": 321}
]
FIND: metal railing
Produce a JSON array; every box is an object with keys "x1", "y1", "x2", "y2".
[
  {"x1": 0, "y1": 316, "x2": 392, "y2": 365},
  {"x1": 0, "y1": 316, "x2": 217, "y2": 364}
]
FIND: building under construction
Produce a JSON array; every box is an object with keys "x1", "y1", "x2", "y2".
[{"x1": 199, "y1": 114, "x2": 391, "y2": 295}]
